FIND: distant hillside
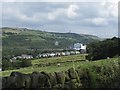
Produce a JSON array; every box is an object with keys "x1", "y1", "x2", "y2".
[{"x1": 2, "y1": 27, "x2": 101, "y2": 59}]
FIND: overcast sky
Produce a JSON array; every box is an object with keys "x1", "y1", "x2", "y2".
[{"x1": 2, "y1": 1, "x2": 118, "y2": 38}]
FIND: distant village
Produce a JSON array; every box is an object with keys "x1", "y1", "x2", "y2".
[{"x1": 10, "y1": 43, "x2": 87, "y2": 62}]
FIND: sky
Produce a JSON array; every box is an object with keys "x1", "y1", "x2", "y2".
[{"x1": 1, "y1": 0, "x2": 119, "y2": 38}]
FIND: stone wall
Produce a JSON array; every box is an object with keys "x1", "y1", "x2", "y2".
[
  {"x1": 2, "y1": 68, "x2": 91, "y2": 89},
  {"x1": 2, "y1": 65, "x2": 120, "y2": 89}
]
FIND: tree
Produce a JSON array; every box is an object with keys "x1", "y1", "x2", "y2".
[
  {"x1": 86, "y1": 37, "x2": 120, "y2": 60},
  {"x1": 20, "y1": 59, "x2": 32, "y2": 68},
  {"x1": 2, "y1": 60, "x2": 12, "y2": 70}
]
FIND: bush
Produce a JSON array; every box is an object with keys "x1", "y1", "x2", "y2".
[
  {"x1": 20, "y1": 60, "x2": 32, "y2": 68},
  {"x1": 2, "y1": 59, "x2": 32, "y2": 70},
  {"x1": 87, "y1": 37, "x2": 120, "y2": 60}
]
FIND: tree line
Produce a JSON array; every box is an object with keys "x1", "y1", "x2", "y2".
[
  {"x1": 2, "y1": 59, "x2": 32, "y2": 71},
  {"x1": 86, "y1": 37, "x2": 120, "y2": 60}
]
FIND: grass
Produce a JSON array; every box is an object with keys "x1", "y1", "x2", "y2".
[
  {"x1": 1, "y1": 54, "x2": 86, "y2": 77},
  {"x1": 1, "y1": 61, "x2": 84, "y2": 77},
  {"x1": 3, "y1": 29, "x2": 21, "y2": 34},
  {"x1": 32, "y1": 54, "x2": 87, "y2": 65},
  {"x1": 1, "y1": 54, "x2": 119, "y2": 77}
]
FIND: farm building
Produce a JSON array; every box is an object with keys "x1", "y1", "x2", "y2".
[
  {"x1": 11, "y1": 54, "x2": 33, "y2": 60},
  {"x1": 20, "y1": 54, "x2": 33, "y2": 59},
  {"x1": 69, "y1": 43, "x2": 87, "y2": 53},
  {"x1": 73, "y1": 43, "x2": 86, "y2": 50}
]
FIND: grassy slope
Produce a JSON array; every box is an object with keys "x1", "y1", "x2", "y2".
[
  {"x1": 1, "y1": 54, "x2": 119, "y2": 77},
  {"x1": 2, "y1": 27, "x2": 100, "y2": 50},
  {"x1": 32, "y1": 54, "x2": 87, "y2": 65},
  {"x1": 1, "y1": 54, "x2": 86, "y2": 76}
]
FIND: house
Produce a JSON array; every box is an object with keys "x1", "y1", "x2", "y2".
[
  {"x1": 61, "y1": 52, "x2": 66, "y2": 56},
  {"x1": 11, "y1": 54, "x2": 33, "y2": 60},
  {"x1": 65, "y1": 52, "x2": 70, "y2": 56},
  {"x1": 37, "y1": 54, "x2": 42, "y2": 58},
  {"x1": 73, "y1": 43, "x2": 86, "y2": 53},
  {"x1": 49, "y1": 53, "x2": 56, "y2": 57},
  {"x1": 55, "y1": 52, "x2": 61, "y2": 56},
  {"x1": 70, "y1": 51, "x2": 76, "y2": 55},
  {"x1": 20, "y1": 54, "x2": 33, "y2": 59},
  {"x1": 42, "y1": 54, "x2": 48, "y2": 58}
]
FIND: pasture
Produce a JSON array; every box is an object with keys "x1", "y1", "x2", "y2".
[
  {"x1": 1, "y1": 54, "x2": 87, "y2": 76},
  {"x1": 1, "y1": 54, "x2": 119, "y2": 77}
]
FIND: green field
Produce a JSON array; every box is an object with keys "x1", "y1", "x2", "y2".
[
  {"x1": 32, "y1": 54, "x2": 87, "y2": 65},
  {"x1": 1, "y1": 54, "x2": 119, "y2": 77},
  {"x1": 1, "y1": 54, "x2": 86, "y2": 76}
]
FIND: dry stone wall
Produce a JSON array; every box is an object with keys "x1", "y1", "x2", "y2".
[
  {"x1": 2, "y1": 68, "x2": 90, "y2": 89},
  {"x1": 2, "y1": 65, "x2": 120, "y2": 89}
]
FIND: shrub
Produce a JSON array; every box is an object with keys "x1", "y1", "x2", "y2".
[
  {"x1": 87, "y1": 37, "x2": 120, "y2": 60},
  {"x1": 20, "y1": 60, "x2": 32, "y2": 68}
]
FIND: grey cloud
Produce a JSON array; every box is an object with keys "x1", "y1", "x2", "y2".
[{"x1": 2, "y1": 2, "x2": 118, "y2": 38}]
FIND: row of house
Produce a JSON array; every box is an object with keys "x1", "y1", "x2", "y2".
[
  {"x1": 10, "y1": 54, "x2": 33, "y2": 62},
  {"x1": 36, "y1": 51, "x2": 80, "y2": 58},
  {"x1": 10, "y1": 43, "x2": 87, "y2": 61},
  {"x1": 10, "y1": 51, "x2": 81, "y2": 61}
]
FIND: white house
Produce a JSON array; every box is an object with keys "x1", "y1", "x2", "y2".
[
  {"x1": 11, "y1": 54, "x2": 33, "y2": 60},
  {"x1": 20, "y1": 54, "x2": 33, "y2": 59},
  {"x1": 65, "y1": 52, "x2": 71, "y2": 56},
  {"x1": 73, "y1": 43, "x2": 86, "y2": 51},
  {"x1": 49, "y1": 53, "x2": 56, "y2": 57},
  {"x1": 0, "y1": 68, "x2": 2, "y2": 72},
  {"x1": 75, "y1": 51, "x2": 80, "y2": 54},
  {"x1": 61, "y1": 52, "x2": 66, "y2": 56}
]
